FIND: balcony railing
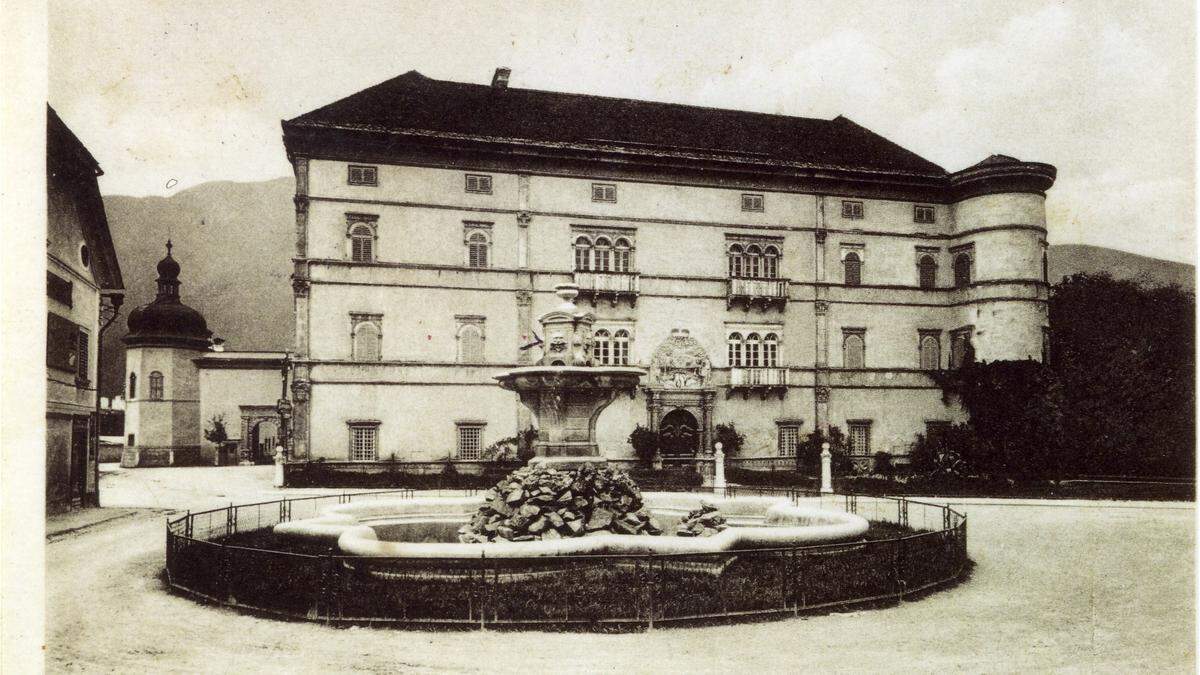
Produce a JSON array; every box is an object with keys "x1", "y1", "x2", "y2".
[
  {"x1": 728, "y1": 367, "x2": 789, "y2": 398},
  {"x1": 574, "y1": 271, "x2": 640, "y2": 307},
  {"x1": 727, "y1": 277, "x2": 789, "y2": 311}
]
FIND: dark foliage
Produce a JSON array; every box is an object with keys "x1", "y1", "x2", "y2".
[
  {"x1": 627, "y1": 425, "x2": 660, "y2": 467},
  {"x1": 713, "y1": 423, "x2": 745, "y2": 456}
]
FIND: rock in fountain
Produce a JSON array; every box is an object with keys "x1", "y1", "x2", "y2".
[{"x1": 493, "y1": 283, "x2": 646, "y2": 469}]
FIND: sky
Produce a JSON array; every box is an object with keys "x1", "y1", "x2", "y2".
[{"x1": 48, "y1": 0, "x2": 1196, "y2": 263}]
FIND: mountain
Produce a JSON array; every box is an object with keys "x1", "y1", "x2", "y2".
[
  {"x1": 97, "y1": 178, "x2": 1196, "y2": 397},
  {"x1": 1047, "y1": 244, "x2": 1193, "y2": 290},
  {"x1": 100, "y1": 177, "x2": 296, "y2": 397}
]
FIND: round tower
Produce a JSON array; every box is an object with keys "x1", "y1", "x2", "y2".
[
  {"x1": 121, "y1": 241, "x2": 212, "y2": 467},
  {"x1": 948, "y1": 155, "x2": 1056, "y2": 365}
]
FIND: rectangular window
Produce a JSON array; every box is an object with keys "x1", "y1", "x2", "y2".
[
  {"x1": 465, "y1": 173, "x2": 493, "y2": 194},
  {"x1": 127, "y1": 433, "x2": 135, "y2": 446},
  {"x1": 591, "y1": 183, "x2": 617, "y2": 203},
  {"x1": 741, "y1": 194, "x2": 764, "y2": 212},
  {"x1": 349, "y1": 423, "x2": 379, "y2": 461},
  {"x1": 47, "y1": 272, "x2": 73, "y2": 307},
  {"x1": 47, "y1": 312, "x2": 79, "y2": 373},
  {"x1": 914, "y1": 205, "x2": 936, "y2": 224},
  {"x1": 848, "y1": 421, "x2": 872, "y2": 455},
  {"x1": 778, "y1": 424, "x2": 801, "y2": 457},
  {"x1": 348, "y1": 165, "x2": 378, "y2": 186},
  {"x1": 950, "y1": 328, "x2": 973, "y2": 369},
  {"x1": 457, "y1": 423, "x2": 485, "y2": 460},
  {"x1": 841, "y1": 200, "x2": 864, "y2": 219}
]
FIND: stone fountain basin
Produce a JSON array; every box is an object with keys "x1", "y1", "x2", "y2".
[{"x1": 273, "y1": 493, "x2": 869, "y2": 558}]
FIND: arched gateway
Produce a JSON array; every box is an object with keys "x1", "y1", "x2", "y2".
[{"x1": 644, "y1": 329, "x2": 715, "y2": 460}]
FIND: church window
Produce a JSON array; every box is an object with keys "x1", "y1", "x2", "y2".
[{"x1": 149, "y1": 371, "x2": 164, "y2": 400}]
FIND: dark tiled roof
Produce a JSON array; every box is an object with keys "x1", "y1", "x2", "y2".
[
  {"x1": 286, "y1": 71, "x2": 947, "y2": 177},
  {"x1": 967, "y1": 154, "x2": 1022, "y2": 169}
]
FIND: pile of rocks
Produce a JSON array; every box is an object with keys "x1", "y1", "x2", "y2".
[
  {"x1": 458, "y1": 465, "x2": 664, "y2": 543},
  {"x1": 675, "y1": 502, "x2": 729, "y2": 537}
]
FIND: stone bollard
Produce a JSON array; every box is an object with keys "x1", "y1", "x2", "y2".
[
  {"x1": 712, "y1": 442, "x2": 727, "y2": 494},
  {"x1": 820, "y1": 442, "x2": 833, "y2": 494},
  {"x1": 273, "y1": 446, "x2": 286, "y2": 488}
]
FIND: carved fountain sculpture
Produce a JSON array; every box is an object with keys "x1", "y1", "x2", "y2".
[{"x1": 494, "y1": 284, "x2": 646, "y2": 468}]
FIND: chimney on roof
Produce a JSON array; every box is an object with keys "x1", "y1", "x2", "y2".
[{"x1": 492, "y1": 67, "x2": 511, "y2": 89}]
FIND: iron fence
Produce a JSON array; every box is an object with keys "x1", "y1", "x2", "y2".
[{"x1": 165, "y1": 487, "x2": 967, "y2": 630}]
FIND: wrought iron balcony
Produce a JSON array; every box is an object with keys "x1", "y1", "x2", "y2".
[
  {"x1": 573, "y1": 271, "x2": 640, "y2": 307},
  {"x1": 728, "y1": 367, "x2": 789, "y2": 398},
  {"x1": 726, "y1": 277, "x2": 789, "y2": 311}
]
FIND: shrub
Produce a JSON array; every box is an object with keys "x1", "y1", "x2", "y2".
[
  {"x1": 627, "y1": 425, "x2": 659, "y2": 467},
  {"x1": 873, "y1": 451, "x2": 895, "y2": 479},
  {"x1": 203, "y1": 415, "x2": 228, "y2": 444},
  {"x1": 797, "y1": 426, "x2": 851, "y2": 474},
  {"x1": 713, "y1": 423, "x2": 745, "y2": 456}
]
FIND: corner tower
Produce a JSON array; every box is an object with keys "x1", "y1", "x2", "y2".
[{"x1": 121, "y1": 242, "x2": 212, "y2": 466}]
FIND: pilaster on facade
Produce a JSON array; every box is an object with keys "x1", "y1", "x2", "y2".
[{"x1": 292, "y1": 157, "x2": 309, "y2": 259}]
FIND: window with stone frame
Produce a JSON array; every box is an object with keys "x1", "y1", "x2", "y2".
[
  {"x1": 574, "y1": 235, "x2": 592, "y2": 271},
  {"x1": 953, "y1": 251, "x2": 973, "y2": 288},
  {"x1": 149, "y1": 371, "x2": 164, "y2": 400},
  {"x1": 919, "y1": 331, "x2": 941, "y2": 370},
  {"x1": 347, "y1": 164, "x2": 378, "y2": 186},
  {"x1": 742, "y1": 193, "x2": 765, "y2": 212},
  {"x1": 466, "y1": 229, "x2": 491, "y2": 269},
  {"x1": 346, "y1": 214, "x2": 378, "y2": 262},
  {"x1": 612, "y1": 329, "x2": 631, "y2": 366},
  {"x1": 743, "y1": 333, "x2": 762, "y2": 367},
  {"x1": 917, "y1": 254, "x2": 938, "y2": 289},
  {"x1": 843, "y1": 251, "x2": 863, "y2": 286},
  {"x1": 841, "y1": 200, "x2": 864, "y2": 219},
  {"x1": 842, "y1": 329, "x2": 866, "y2": 369},
  {"x1": 348, "y1": 422, "x2": 379, "y2": 461},
  {"x1": 777, "y1": 422, "x2": 802, "y2": 457},
  {"x1": 593, "y1": 329, "x2": 611, "y2": 365},
  {"x1": 848, "y1": 420, "x2": 872, "y2": 455},
  {"x1": 591, "y1": 183, "x2": 617, "y2": 203},
  {"x1": 593, "y1": 236, "x2": 612, "y2": 271},
  {"x1": 762, "y1": 245, "x2": 780, "y2": 279},
  {"x1": 727, "y1": 236, "x2": 783, "y2": 279},
  {"x1": 456, "y1": 422, "x2": 485, "y2": 460},
  {"x1": 914, "y1": 205, "x2": 936, "y2": 224},
  {"x1": 456, "y1": 316, "x2": 486, "y2": 363},
  {"x1": 727, "y1": 244, "x2": 745, "y2": 278},
  {"x1": 465, "y1": 173, "x2": 493, "y2": 194},
  {"x1": 351, "y1": 314, "x2": 383, "y2": 361},
  {"x1": 762, "y1": 333, "x2": 779, "y2": 367},
  {"x1": 613, "y1": 238, "x2": 632, "y2": 273},
  {"x1": 950, "y1": 327, "x2": 973, "y2": 369}
]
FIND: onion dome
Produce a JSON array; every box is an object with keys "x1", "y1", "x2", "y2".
[{"x1": 124, "y1": 241, "x2": 212, "y2": 350}]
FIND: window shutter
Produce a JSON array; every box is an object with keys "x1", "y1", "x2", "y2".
[{"x1": 77, "y1": 329, "x2": 89, "y2": 381}]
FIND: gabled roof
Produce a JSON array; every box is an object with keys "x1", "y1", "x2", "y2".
[{"x1": 285, "y1": 71, "x2": 947, "y2": 178}]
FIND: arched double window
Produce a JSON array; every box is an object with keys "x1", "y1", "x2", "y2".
[
  {"x1": 919, "y1": 334, "x2": 941, "y2": 370},
  {"x1": 128, "y1": 372, "x2": 137, "y2": 399},
  {"x1": 593, "y1": 237, "x2": 612, "y2": 271},
  {"x1": 593, "y1": 329, "x2": 611, "y2": 365},
  {"x1": 613, "y1": 238, "x2": 632, "y2": 273},
  {"x1": 727, "y1": 332, "x2": 743, "y2": 367},
  {"x1": 148, "y1": 371, "x2": 164, "y2": 400},
  {"x1": 843, "y1": 252, "x2": 862, "y2": 287},
  {"x1": 843, "y1": 331, "x2": 865, "y2": 369},
  {"x1": 762, "y1": 333, "x2": 779, "y2": 367},
  {"x1": 466, "y1": 231, "x2": 490, "y2": 269},
  {"x1": 612, "y1": 329, "x2": 630, "y2": 365},
  {"x1": 918, "y1": 255, "x2": 937, "y2": 289},
  {"x1": 458, "y1": 324, "x2": 484, "y2": 363},
  {"x1": 352, "y1": 319, "x2": 382, "y2": 361},
  {"x1": 574, "y1": 236, "x2": 592, "y2": 271},
  {"x1": 744, "y1": 333, "x2": 761, "y2": 367},
  {"x1": 728, "y1": 244, "x2": 745, "y2": 278},
  {"x1": 349, "y1": 223, "x2": 375, "y2": 262},
  {"x1": 953, "y1": 253, "x2": 972, "y2": 289},
  {"x1": 762, "y1": 246, "x2": 780, "y2": 279}
]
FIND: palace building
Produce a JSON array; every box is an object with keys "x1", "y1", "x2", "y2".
[{"x1": 278, "y1": 68, "x2": 1055, "y2": 471}]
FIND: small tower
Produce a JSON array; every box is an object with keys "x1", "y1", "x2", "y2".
[{"x1": 121, "y1": 241, "x2": 212, "y2": 467}]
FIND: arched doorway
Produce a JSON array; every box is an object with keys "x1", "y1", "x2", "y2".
[
  {"x1": 248, "y1": 419, "x2": 279, "y2": 464},
  {"x1": 659, "y1": 408, "x2": 699, "y2": 458}
]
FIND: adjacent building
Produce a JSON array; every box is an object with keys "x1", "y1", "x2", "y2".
[
  {"x1": 280, "y1": 69, "x2": 1055, "y2": 470},
  {"x1": 46, "y1": 105, "x2": 124, "y2": 511}
]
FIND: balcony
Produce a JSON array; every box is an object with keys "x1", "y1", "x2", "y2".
[
  {"x1": 574, "y1": 271, "x2": 640, "y2": 307},
  {"x1": 728, "y1": 367, "x2": 789, "y2": 399},
  {"x1": 727, "y1": 277, "x2": 789, "y2": 311}
]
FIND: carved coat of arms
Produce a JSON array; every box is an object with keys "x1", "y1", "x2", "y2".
[{"x1": 648, "y1": 329, "x2": 711, "y2": 388}]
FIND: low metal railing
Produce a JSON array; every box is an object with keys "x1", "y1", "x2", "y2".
[{"x1": 165, "y1": 486, "x2": 967, "y2": 630}]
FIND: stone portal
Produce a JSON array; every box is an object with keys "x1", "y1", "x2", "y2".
[{"x1": 643, "y1": 329, "x2": 716, "y2": 457}]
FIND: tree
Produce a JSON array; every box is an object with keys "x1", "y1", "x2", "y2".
[
  {"x1": 797, "y1": 426, "x2": 850, "y2": 474},
  {"x1": 627, "y1": 425, "x2": 659, "y2": 468},
  {"x1": 203, "y1": 415, "x2": 229, "y2": 445},
  {"x1": 713, "y1": 423, "x2": 745, "y2": 456}
]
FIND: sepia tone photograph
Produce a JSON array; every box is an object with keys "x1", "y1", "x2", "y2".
[{"x1": 2, "y1": 0, "x2": 1195, "y2": 672}]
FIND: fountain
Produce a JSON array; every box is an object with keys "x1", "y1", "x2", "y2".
[{"x1": 493, "y1": 283, "x2": 645, "y2": 469}]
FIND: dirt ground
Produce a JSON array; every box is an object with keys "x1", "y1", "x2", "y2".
[{"x1": 45, "y1": 465, "x2": 1195, "y2": 673}]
